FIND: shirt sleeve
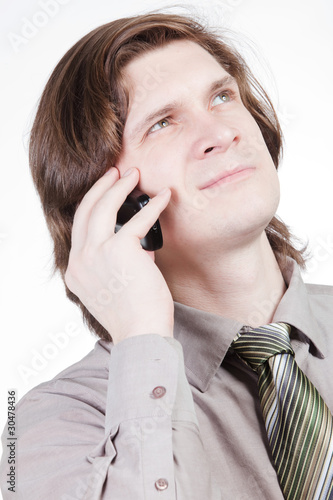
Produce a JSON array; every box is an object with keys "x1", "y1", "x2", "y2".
[
  {"x1": 93, "y1": 334, "x2": 222, "y2": 499},
  {"x1": 0, "y1": 335, "x2": 221, "y2": 500}
]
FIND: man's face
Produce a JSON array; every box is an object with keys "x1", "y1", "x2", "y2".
[{"x1": 117, "y1": 40, "x2": 280, "y2": 257}]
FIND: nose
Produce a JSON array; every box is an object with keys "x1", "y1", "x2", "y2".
[{"x1": 190, "y1": 113, "x2": 240, "y2": 160}]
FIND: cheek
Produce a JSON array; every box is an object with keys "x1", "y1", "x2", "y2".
[
  {"x1": 116, "y1": 151, "x2": 134, "y2": 176},
  {"x1": 134, "y1": 146, "x2": 184, "y2": 196},
  {"x1": 265, "y1": 167, "x2": 280, "y2": 209},
  {"x1": 240, "y1": 123, "x2": 268, "y2": 162}
]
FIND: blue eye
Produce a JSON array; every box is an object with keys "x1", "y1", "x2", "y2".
[
  {"x1": 149, "y1": 118, "x2": 170, "y2": 134},
  {"x1": 212, "y1": 92, "x2": 231, "y2": 107}
]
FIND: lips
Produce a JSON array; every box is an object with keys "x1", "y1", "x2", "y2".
[{"x1": 199, "y1": 165, "x2": 255, "y2": 190}]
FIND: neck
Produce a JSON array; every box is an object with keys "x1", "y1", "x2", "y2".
[{"x1": 156, "y1": 232, "x2": 286, "y2": 326}]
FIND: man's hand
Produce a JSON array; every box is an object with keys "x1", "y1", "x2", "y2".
[{"x1": 65, "y1": 167, "x2": 174, "y2": 344}]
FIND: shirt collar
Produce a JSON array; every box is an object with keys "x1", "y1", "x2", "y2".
[
  {"x1": 272, "y1": 257, "x2": 325, "y2": 357},
  {"x1": 173, "y1": 301, "x2": 243, "y2": 392},
  {"x1": 173, "y1": 257, "x2": 325, "y2": 392}
]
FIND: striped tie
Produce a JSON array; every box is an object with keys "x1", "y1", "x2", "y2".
[{"x1": 232, "y1": 322, "x2": 333, "y2": 500}]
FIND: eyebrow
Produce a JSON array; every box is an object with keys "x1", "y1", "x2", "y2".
[{"x1": 128, "y1": 75, "x2": 238, "y2": 141}]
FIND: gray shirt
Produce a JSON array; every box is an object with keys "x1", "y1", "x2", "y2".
[{"x1": 1, "y1": 258, "x2": 333, "y2": 499}]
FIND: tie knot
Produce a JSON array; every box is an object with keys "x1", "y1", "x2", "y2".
[{"x1": 231, "y1": 322, "x2": 294, "y2": 371}]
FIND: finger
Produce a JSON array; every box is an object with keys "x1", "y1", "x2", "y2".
[
  {"x1": 117, "y1": 187, "x2": 171, "y2": 245},
  {"x1": 71, "y1": 167, "x2": 120, "y2": 249},
  {"x1": 86, "y1": 168, "x2": 141, "y2": 245}
]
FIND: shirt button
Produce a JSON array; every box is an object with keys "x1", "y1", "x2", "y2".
[
  {"x1": 150, "y1": 386, "x2": 166, "y2": 399},
  {"x1": 155, "y1": 478, "x2": 168, "y2": 491}
]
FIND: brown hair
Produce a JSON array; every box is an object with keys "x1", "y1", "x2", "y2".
[{"x1": 29, "y1": 12, "x2": 307, "y2": 342}]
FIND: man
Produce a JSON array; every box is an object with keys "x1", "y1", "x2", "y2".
[{"x1": 1, "y1": 12, "x2": 333, "y2": 500}]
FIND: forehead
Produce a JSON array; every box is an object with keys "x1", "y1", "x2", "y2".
[
  {"x1": 124, "y1": 38, "x2": 223, "y2": 71},
  {"x1": 122, "y1": 39, "x2": 231, "y2": 104},
  {"x1": 123, "y1": 40, "x2": 226, "y2": 92}
]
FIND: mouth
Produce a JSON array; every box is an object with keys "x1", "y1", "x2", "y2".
[{"x1": 199, "y1": 165, "x2": 256, "y2": 190}]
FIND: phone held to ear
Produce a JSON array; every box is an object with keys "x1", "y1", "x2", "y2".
[{"x1": 115, "y1": 189, "x2": 163, "y2": 251}]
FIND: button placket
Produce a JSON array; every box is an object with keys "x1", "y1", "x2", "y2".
[{"x1": 150, "y1": 387, "x2": 168, "y2": 492}]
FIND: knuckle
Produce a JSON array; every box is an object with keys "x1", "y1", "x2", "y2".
[
  {"x1": 91, "y1": 194, "x2": 117, "y2": 219},
  {"x1": 102, "y1": 233, "x2": 124, "y2": 255}
]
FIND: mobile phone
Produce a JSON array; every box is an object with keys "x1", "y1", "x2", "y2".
[{"x1": 115, "y1": 189, "x2": 163, "y2": 251}]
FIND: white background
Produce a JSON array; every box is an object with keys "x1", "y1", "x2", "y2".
[{"x1": 0, "y1": 0, "x2": 332, "y2": 446}]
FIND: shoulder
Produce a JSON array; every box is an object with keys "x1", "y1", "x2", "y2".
[
  {"x1": 18, "y1": 339, "x2": 111, "y2": 404},
  {"x1": 305, "y1": 282, "x2": 333, "y2": 296},
  {"x1": 304, "y1": 283, "x2": 333, "y2": 340},
  {"x1": 16, "y1": 339, "x2": 111, "y2": 424},
  {"x1": 305, "y1": 282, "x2": 333, "y2": 310}
]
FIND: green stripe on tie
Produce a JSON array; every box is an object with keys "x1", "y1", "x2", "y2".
[{"x1": 232, "y1": 323, "x2": 333, "y2": 500}]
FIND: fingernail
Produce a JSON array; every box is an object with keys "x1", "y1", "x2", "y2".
[{"x1": 122, "y1": 167, "x2": 135, "y2": 177}]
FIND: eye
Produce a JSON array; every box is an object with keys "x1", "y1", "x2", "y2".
[
  {"x1": 212, "y1": 91, "x2": 232, "y2": 107},
  {"x1": 149, "y1": 118, "x2": 170, "y2": 134}
]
